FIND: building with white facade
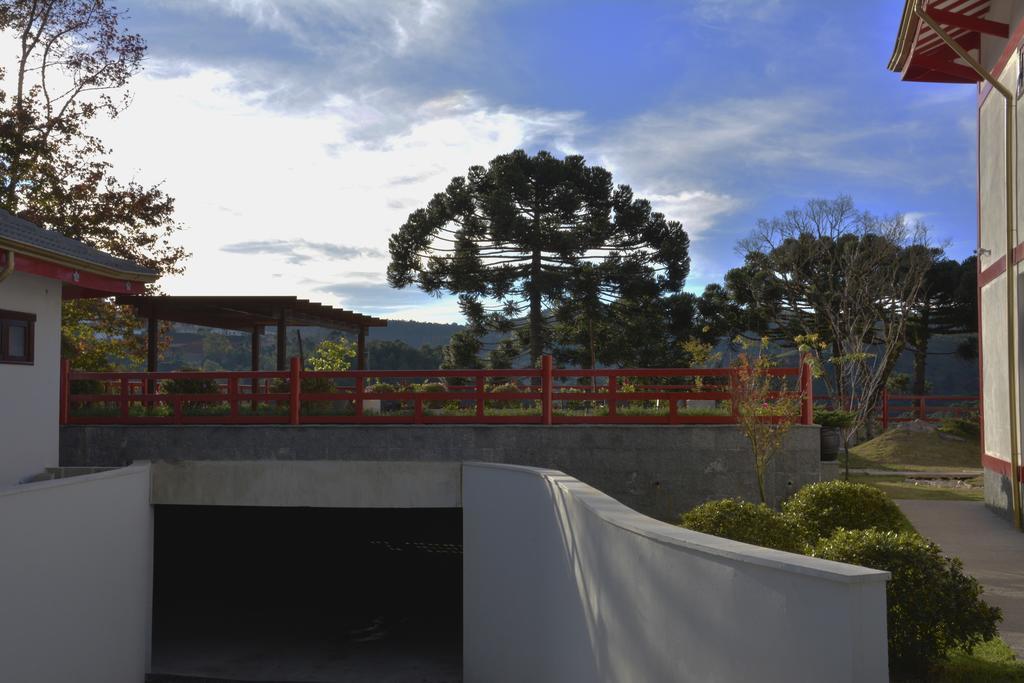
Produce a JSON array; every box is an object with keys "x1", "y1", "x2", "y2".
[{"x1": 891, "y1": 0, "x2": 1024, "y2": 527}]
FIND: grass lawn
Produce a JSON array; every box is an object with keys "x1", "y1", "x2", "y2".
[
  {"x1": 849, "y1": 473, "x2": 984, "y2": 503},
  {"x1": 848, "y1": 428, "x2": 980, "y2": 470},
  {"x1": 933, "y1": 637, "x2": 1024, "y2": 682}
]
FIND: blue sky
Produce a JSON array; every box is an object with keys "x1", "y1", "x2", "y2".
[{"x1": 80, "y1": 0, "x2": 978, "y2": 321}]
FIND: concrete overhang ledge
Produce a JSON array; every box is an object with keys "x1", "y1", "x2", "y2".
[
  {"x1": 465, "y1": 462, "x2": 891, "y2": 585},
  {"x1": 0, "y1": 462, "x2": 150, "y2": 499}
]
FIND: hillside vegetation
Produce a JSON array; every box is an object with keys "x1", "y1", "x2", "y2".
[{"x1": 849, "y1": 426, "x2": 980, "y2": 470}]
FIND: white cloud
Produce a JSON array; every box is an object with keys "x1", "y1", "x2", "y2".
[
  {"x1": 91, "y1": 65, "x2": 581, "y2": 321},
  {"x1": 156, "y1": 0, "x2": 483, "y2": 59},
  {"x1": 690, "y1": 0, "x2": 784, "y2": 23},
  {"x1": 643, "y1": 190, "x2": 742, "y2": 236},
  {"x1": 594, "y1": 93, "x2": 944, "y2": 195}
]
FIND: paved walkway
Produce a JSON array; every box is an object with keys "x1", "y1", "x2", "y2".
[{"x1": 898, "y1": 500, "x2": 1024, "y2": 657}]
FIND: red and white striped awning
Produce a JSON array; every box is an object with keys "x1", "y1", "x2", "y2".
[{"x1": 889, "y1": 0, "x2": 1005, "y2": 83}]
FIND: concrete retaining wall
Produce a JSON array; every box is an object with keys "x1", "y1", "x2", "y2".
[
  {"x1": 462, "y1": 462, "x2": 890, "y2": 683},
  {"x1": 0, "y1": 464, "x2": 153, "y2": 683},
  {"x1": 62, "y1": 424, "x2": 821, "y2": 519},
  {"x1": 150, "y1": 460, "x2": 462, "y2": 508}
]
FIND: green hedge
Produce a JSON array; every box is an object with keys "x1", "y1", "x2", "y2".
[
  {"x1": 782, "y1": 480, "x2": 906, "y2": 540},
  {"x1": 679, "y1": 498, "x2": 807, "y2": 553},
  {"x1": 813, "y1": 529, "x2": 1000, "y2": 676}
]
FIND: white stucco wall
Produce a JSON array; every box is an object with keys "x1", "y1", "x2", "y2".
[
  {"x1": 980, "y1": 91, "x2": 1008, "y2": 272},
  {"x1": 977, "y1": 46, "x2": 1021, "y2": 469},
  {"x1": 0, "y1": 464, "x2": 153, "y2": 683},
  {"x1": 463, "y1": 463, "x2": 890, "y2": 683},
  {"x1": 983, "y1": 277, "x2": 1011, "y2": 460},
  {"x1": 0, "y1": 270, "x2": 62, "y2": 486}
]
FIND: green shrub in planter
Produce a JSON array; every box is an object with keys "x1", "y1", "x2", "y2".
[
  {"x1": 486, "y1": 382, "x2": 522, "y2": 410},
  {"x1": 163, "y1": 371, "x2": 222, "y2": 413},
  {"x1": 813, "y1": 408, "x2": 856, "y2": 428},
  {"x1": 814, "y1": 409, "x2": 855, "y2": 461},
  {"x1": 679, "y1": 498, "x2": 808, "y2": 554},
  {"x1": 366, "y1": 382, "x2": 399, "y2": 394},
  {"x1": 813, "y1": 529, "x2": 1000, "y2": 677},
  {"x1": 268, "y1": 376, "x2": 337, "y2": 415},
  {"x1": 782, "y1": 480, "x2": 905, "y2": 540},
  {"x1": 412, "y1": 382, "x2": 447, "y2": 409}
]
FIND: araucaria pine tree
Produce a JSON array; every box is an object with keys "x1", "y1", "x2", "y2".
[{"x1": 387, "y1": 150, "x2": 691, "y2": 367}]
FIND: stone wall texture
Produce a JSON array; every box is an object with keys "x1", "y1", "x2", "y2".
[{"x1": 61, "y1": 424, "x2": 821, "y2": 520}]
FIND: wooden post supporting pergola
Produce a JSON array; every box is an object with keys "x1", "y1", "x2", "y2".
[
  {"x1": 251, "y1": 326, "x2": 261, "y2": 372},
  {"x1": 357, "y1": 327, "x2": 366, "y2": 370},
  {"x1": 276, "y1": 310, "x2": 287, "y2": 372}
]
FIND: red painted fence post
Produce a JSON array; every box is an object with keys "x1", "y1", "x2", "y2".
[
  {"x1": 800, "y1": 355, "x2": 813, "y2": 425},
  {"x1": 289, "y1": 356, "x2": 301, "y2": 425},
  {"x1": 918, "y1": 395, "x2": 926, "y2": 421},
  {"x1": 541, "y1": 354, "x2": 553, "y2": 425},
  {"x1": 59, "y1": 358, "x2": 70, "y2": 425},
  {"x1": 881, "y1": 388, "x2": 889, "y2": 432}
]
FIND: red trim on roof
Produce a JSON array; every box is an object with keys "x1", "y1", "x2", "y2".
[
  {"x1": 7, "y1": 251, "x2": 140, "y2": 298},
  {"x1": 895, "y1": 0, "x2": 995, "y2": 83},
  {"x1": 926, "y1": 6, "x2": 1007, "y2": 37}
]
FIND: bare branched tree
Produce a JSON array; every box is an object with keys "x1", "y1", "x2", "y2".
[{"x1": 736, "y1": 197, "x2": 936, "y2": 444}]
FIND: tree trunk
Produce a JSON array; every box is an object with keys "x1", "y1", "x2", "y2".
[
  {"x1": 831, "y1": 338, "x2": 844, "y2": 408},
  {"x1": 529, "y1": 248, "x2": 543, "y2": 367},
  {"x1": 912, "y1": 310, "x2": 929, "y2": 395}
]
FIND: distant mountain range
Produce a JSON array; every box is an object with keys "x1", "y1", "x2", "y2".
[
  {"x1": 363, "y1": 319, "x2": 463, "y2": 347},
  {"x1": 164, "y1": 319, "x2": 978, "y2": 395}
]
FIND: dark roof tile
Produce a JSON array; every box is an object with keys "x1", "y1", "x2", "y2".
[{"x1": 0, "y1": 208, "x2": 158, "y2": 278}]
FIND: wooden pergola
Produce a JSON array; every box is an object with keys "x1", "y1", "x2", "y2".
[{"x1": 116, "y1": 295, "x2": 387, "y2": 371}]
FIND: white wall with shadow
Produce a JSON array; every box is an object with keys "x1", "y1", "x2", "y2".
[{"x1": 463, "y1": 462, "x2": 890, "y2": 683}]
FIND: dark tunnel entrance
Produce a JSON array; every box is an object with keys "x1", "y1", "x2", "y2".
[{"x1": 150, "y1": 506, "x2": 463, "y2": 683}]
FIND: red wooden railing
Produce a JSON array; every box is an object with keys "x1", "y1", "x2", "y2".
[
  {"x1": 812, "y1": 390, "x2": 979, "y2": 430},
  {"x1": 879, "y1": 390, "x2": 979, "y2": 430},
  {"x1": 60, "y1": 356, "x2": 814, "y2": 427}
]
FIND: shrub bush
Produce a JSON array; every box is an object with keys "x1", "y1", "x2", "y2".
[
  {"x1": 939, "y1": 415, "x2": 980, "y2": 440},
  {"x1": 679, "y1": 498, "x2": 808, "y2": 553},
  {"x1": 412, "y1": 382, "x2": 447, "y2": 409},
  {"x1": 268, "y1": 376, "x2": 337, "y2": 415},
  {"x1": 486, "y1": 382, "x2": 523, "y2": 410},
  {"x1": 813, "y1": 529, "x2": 1001, "y2": 676},
  {"x1": 813, "y1": 408, "x2": 856, "y2": 429},
  {"x1": 163, "y1": 370, "x2": 222, "y2": 413},
  {"x1": 782, "y1": 480, "x2": 906, "y2": 540}
]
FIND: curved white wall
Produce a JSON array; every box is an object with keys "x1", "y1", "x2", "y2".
[
  {"x1": 463, "y1": 463, "x2": 889, "y2": 683},
  {"x1": 0, "y1": 464, "x2": 153, "y2": 683}
]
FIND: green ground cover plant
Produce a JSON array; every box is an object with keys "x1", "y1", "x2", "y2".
[
  {"x1": 782, "y1": 480, "x2": 909, "y2": 538},
  {"x1": 679, "y1": 498, "x2": 807, "y2": 553},
  {"x1": 681, "y1": 480, "x2": 1007, "y2": 680},
  {"x1": 849, "y1": 427, "x2": 980, "y2": 470},
  {"x1": 850, "y1": 474, "x2": 984, "y2": 503},
  {"x1": 813, "y1": 529, "x2": 1000, "y2": 679}
]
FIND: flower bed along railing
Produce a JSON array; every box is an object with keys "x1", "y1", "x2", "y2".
[{"x1": 61, "y1": 355, "x2": 815, "y2": 426}]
